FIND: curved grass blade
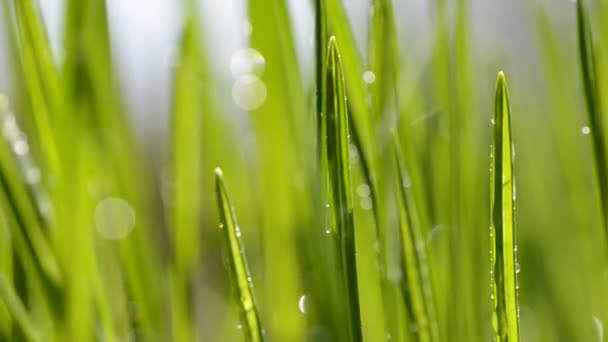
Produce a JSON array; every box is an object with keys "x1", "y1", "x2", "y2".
[
  {"x1": 0, "y1": 273, "x2": 41, "y2": 341},
  {"x1": 323, "y1": 37, "x2": 362, "y2": 342},
  {"x1": 490, "y1": 72, "x2": 520, "y2": 342},
  {"x1": 394, "y1": 138, "x2": 439, "y2": 342},
  {"x1": 215, "y1": 168, "x2": 264, "y2": 342},
  {"x1": 576, "y1": 0, "x2": 608, "y2": 230}
]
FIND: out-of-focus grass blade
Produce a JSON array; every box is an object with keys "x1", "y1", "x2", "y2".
[
  {"x1": 490, "y1": 72, "x2": 520, "y2": 342},
  {"x1": 167, "y1": 17, "x2": 202, "y2": 342},
  {"x1": 215, "y1": 168, "x2": 264, "y2": 342},
  {"x1": 323, "y1": 37, "x2": 363, "y2": 342},
  {"x1": 0, "y1": 274, "x2": 40, "y2": 341},
  {"x1": 394, "y1": 138, "x2": 439, "y2": 342},
  {"x1": 576, "y1": 0, "x2": 608, "y2": 230},
  {"x1": 0, "y1": 96, "x2": 61, "y2": 288},
  {"x1": 169, "y1": 16, "x2": 201, "y2": 283},
  {"x1": 11, "y1": 0, "x2": 63, "y2": 177}
]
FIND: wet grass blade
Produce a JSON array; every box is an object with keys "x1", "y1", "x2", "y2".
[
  {"x1": 394, "y1": 138, "x2": 440, "y2": 342},
  {"x1": 323, "y1": 37, "x2": 362, "y2": 342},
  {"x1": 490, "y1": 72, "x2": 520, "y2": 342},
  {"x1": 215, "y1": 168, "x2": 264, "y2": 342},
  {"x1": 576, "y1": 0, "x2": 608, "y2": 230}
]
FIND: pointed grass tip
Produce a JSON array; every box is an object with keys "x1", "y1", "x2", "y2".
[{"x1": 497, "y1": 71, "x2": 506, "y2": 84}]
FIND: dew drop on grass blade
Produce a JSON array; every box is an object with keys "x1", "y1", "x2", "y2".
[
  {"x1": 323, "y1": 36, "x2": 363, "y2": 342},
  {"x1": 394, "y1": 138, "x2": 440, "y2": 342},
  {"x1": 490, "y1": 72, "x2": 520, "y2": 342},
  {"x1": 576, "y1": 0, "x2": 608, "y2": 230},
  {"x1": 215, "y1": 168, "x2": 264, "y2": 342}
]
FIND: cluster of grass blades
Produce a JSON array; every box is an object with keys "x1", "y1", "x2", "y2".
[{"x1": 2, "y1": 0, "x2": 608, "y2": 340}]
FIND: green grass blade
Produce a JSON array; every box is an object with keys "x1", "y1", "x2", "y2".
[
  {"x1": 215, "y1": 168, "x2": 264, "y2": 342},
  {"x1": 323, "y1": 37, "x2": 362, "y2": 342},
  {"x1": 491, "y1": 72, "x2": 520, "y2": 342},
  {"x1": 0, "y1": 274, "x2": 41, "y2": 341},
  {"x1": 167, "y1": 18, "x2": 202, "y2": 342},
  {"x1": 394, "y1": 138, "x2": 439, "y2": 342},
  {"x1": 576, "y1": 0, "x2": 608, "y2": 230},
  {"x1": 169, "y1": 17, "x2": 202, "y2": 278},
  {"x1": 11, "y1": 0, "x2": 63, "y2": 177}
]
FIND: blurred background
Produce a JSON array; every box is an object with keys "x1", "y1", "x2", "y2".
[{"x1": 1, "y1": 0, "x2": 607, "y2": 341}]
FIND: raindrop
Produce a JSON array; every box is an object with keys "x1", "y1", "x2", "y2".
[
  {"x1": 232, "y1": 75, "x2": 267, "y2": 111},
  {"x1": 219, "y1": 223, "x2": 224, "y2": 229},
  {"x1": 349, "y1": 144, "x2": 359, "y2": 163},
  {"x1": 582, "y1": 126, "x2": 591, "y2": 135},
  {"x1": 402, "y1": 176, "x2": 411, "y2": 188},
  {"x1": 515, "y1": 262, "x2": 521, "y2": 274},
  {"x1": 298, "y1": 294, "x2": 307, "y2": 314},
  {"x1": 236, "y1": 323, "x2": 243, "y2": 330},
  {"x1": 25, "y1": 167, "x2": 41, "y2": 184},
  {"x1": 360, "y1": 197, "x2": 372, "y2": 210},
  {"x1": 325, "y1": 229, "x2": 331, "y2": 235},
  {"x1": 356, "y1": 183, "x2": 371, "y2": 197},
  {"x1": 593, "y1": 316, "x2": 604, "y2": 342},
  {"x1": 235, "y1": 227, "x2": 242, "y2": 238},
  {"x1": 94, "y1": 197, "x2": 136, "y2": 240},
  {"x1": 230, "y1": 48, "x2": 265, "y2": 78},
  {"x1": 242, "y1": 21, "x2": 253, "y2": 37},
  {"x1": 491, "y1": 119, "x2": 496, "y2": 125},
  {"x1": 363, "y1": 70, "x2": 376, "y2": 84},
  {"x1": 12, "y1": 139, "x2": 29, "y2": 156}
]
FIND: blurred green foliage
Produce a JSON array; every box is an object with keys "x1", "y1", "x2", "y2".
[{"x1": 0, "y1": 0, "x2": 607, "y2": 341}]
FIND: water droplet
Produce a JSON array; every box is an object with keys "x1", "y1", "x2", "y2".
[
  {"x1": 384, "y1": 332, "x2": 392, "y2": 340},
  {"x1": 219, "y1": 223, "x2": 224, "y2": 229},
  {"x1": 363, "y1": 70, "x2": 376, "y2": 84},
  {"x1": 242, "y1": 21, "x2": 253, "y2": 37},
  {"x1": 12, "y1": 139, "x2": 29, "y2": 155},
  {"x1": 515, "y1": 262, "x2": 521, "y2": 274},
  {"x1": 360, "y1": 197, "x2": 372, "y2": 210},
  {"x1": 232, "y1": 75, "x2": 267, "y2": 111},
  {"x1": 235, "y1": 227, "x2": 242, "y2": 237},
  {"x1": 230, "y1": 48, "x2": 265, "y2": 78},
  {"x1": 298, "y1": 294, "x2": 307, "y2": 314},
  {"x1": 402, "y1": 176, "x2": 412, "y2": 188},
  {"x1": 349, "y1": 144, "x2": 360, "y2": 163},
  {"x1": 236, "y1": 323, "x2": 243, "y2": 330},
  {"x1": 593, "y1": 315, "x2": 604, "y2": 342},
  {"x1": 356, "y1": 183, "x2": 371, "y2": 197},
  {"x1": 325, "y1": 228, "x2": 331, "y2": 235},
  {"x1": 491, "y1": 119, "x2": 496, "y2": 125},
  {"x1": 25, "y1": 167, "x2": 41, "y2": 184},
  {"x1": 582, "y1": 126, "x2": 591, "y2": 135},
  {"x1": 94, "y1": 197, "x2": 136, "y2": 240}
]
